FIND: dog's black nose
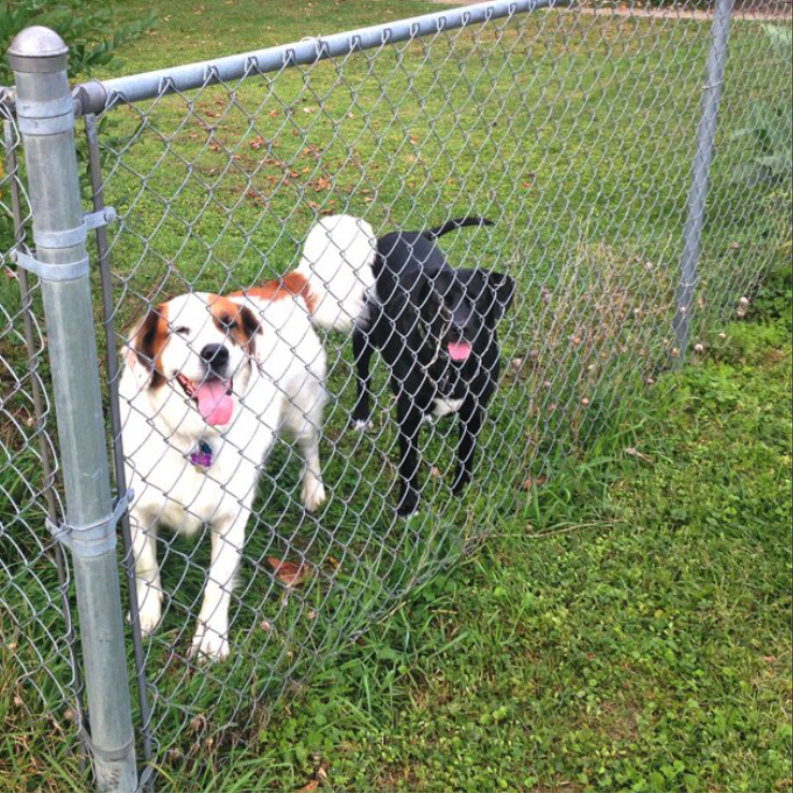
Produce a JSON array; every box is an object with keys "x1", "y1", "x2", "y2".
[{"x1": 200, "y1": 344, "x2": 229, "y2": 372}]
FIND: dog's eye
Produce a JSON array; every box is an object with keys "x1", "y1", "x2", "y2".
[
  {"x1": 173, "y1": 326, "x2": 190, "y2": 336},
  {"x1": 221, "y1": 316, "x2": 238, "y2": 332}
]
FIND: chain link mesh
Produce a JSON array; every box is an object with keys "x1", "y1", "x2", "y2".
[
  {"x1": 0, "y1": 112, "x2": 86, "y2": 753},
  {"x1": 1, "y1": 0, "x2": 791, "y2": 780}
]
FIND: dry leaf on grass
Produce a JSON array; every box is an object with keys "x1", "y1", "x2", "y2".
[
  {"x1": 267, "y1": 557, "x2": 313, "y2": 588},
  {"x1": 292, "y1": 781, "x2": 318, "y2": 793},
  {"x1": 313, "y1": 176, "x2": 331, "y2": 191}
]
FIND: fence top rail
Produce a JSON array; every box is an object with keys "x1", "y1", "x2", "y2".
[{"x1": 64, "y1": 0, "x2": 569, "y2": 116}]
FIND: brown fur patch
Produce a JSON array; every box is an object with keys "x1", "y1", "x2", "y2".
[
  {"x1": 134, "y1": 303, "x2": 170, "y2": 389},
  {"x1": 208, "y1": 295, "x2": 261, "y2": 351},
  {"x1": 230, "y1": 272, "x2": 318, "y2": 316}
]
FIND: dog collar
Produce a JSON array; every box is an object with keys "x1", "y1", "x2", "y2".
[{"x1": 190, "y1": 439, "x2": 214, "y2": 470}]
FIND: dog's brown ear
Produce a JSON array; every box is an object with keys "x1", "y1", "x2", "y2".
[
  {"x1": 124, "y1": 304, "x2": 169, "y2": 389},
  {"x1": 237, "y1": 305, "x2": 262, "y2": 350}
]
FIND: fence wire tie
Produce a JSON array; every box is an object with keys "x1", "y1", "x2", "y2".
[
  {"x1": 46, "y1": 489, "x2": 133, "y2": 558},
  {"x1": 10, "y1": 207, "x2": 117, "y2": 281}
]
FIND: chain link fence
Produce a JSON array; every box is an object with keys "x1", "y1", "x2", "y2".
[{"x1": 1, "y1": 0, "x2": 791, "y2": 788}]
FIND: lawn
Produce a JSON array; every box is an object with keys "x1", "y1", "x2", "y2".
[{"x1": 0, "y1": 0, "x2": 790, "y2": 790}]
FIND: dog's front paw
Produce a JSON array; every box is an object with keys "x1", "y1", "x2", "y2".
[
  {"x1": 302, "y1": 478, "x2": 326, "y2": 512},
  {"x1": 396, "y1": 488, "x2": 420, "y2": 518},
  {"x1": 132, "y1": 590, "x2": 163, "y2": 637},
  {"x1": 352, "y1": 418, "x2": 374, "y2": 433},
  {"x1": 189, "y1": 624, "x2": 230, "y2": 663},
  {"x1": 452, "y1": 468, "x2": 472, "y2": 495}
]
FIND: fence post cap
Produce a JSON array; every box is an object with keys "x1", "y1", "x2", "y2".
[{"x1": 8, "y1": 26, "x2": 68, "y2": 73}]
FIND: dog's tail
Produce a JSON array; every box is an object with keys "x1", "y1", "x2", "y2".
[
  {"x1": 296, "y1": 214, "x2": 377, "y2": 332},
  {"x1": 423, "y1": 217, "x2": 494, "y2": 240}
]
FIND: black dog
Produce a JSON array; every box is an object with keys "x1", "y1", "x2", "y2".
[{"x1": 351, "y1": 217, "x2": 515, "y2": 516}]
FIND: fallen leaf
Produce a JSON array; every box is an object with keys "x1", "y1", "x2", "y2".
[
  {"x1": 267, "y1": 109, "x2": 279, "y2": 118},
  {"x1": 250, "y1": 135, "x2": 266, "y2": 150},
  {"x1": 521, "y1": 474, "x2": 548, "y2": 491},
  {"x1": 313, "y1": 176, "x2": 331, "y2": 191},
  {"x1": 267, "y1": 557, "x2": 313, "y2": 587},
  {"x1": 4, "y1": 266, "x2": 17, "y2": 279},
  {"x1": 430, "y1": 466, "x2": 442, "y2": 479},
  {"x1": 292, "y1": 781, "x2": 318, "y2": 793},
  {"x1": 190, "y1": 714, "x2": 206, "y2": 732}
]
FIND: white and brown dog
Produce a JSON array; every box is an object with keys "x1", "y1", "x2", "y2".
[{"x1": 120, "y1": 215, "x2": 376, "y2": 661}]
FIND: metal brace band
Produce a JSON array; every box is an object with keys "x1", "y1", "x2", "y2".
[
  {"x1": 17, "y1": 110, "x2": 75, "y2": 136},
  {"x1": 78, "y1": 728, "x2": 136, "y2": 763},
  {"x1": 11, "y1": 249, "x2": 89, "y2": 281},
  {"x1": 34, "y1": 207, "x2": 118, "y2": 249},
  {"x1": 46, "y1": 489, "x2": 133, "y2": 559}
]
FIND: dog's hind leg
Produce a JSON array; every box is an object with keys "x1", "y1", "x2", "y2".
[
  {"x1": 297, "y1": 423, "x2": 326, "y2": 512},
  {"x1": 284, "y1": 383, "x2": 327, "y2": 512},
  {"x1": 130, "y1": 510, "x2": 162, "y2": 637},
  {"x1": 351, "y1": 324, "x2": 375, "y2": 432},
  {"x1": 190, "y1": 509, "x2": 247, "y2": 662}
]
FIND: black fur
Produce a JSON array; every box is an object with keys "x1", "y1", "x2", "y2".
[{"x1": 352, "y1": 217, "x2": 515, "y2": 516}]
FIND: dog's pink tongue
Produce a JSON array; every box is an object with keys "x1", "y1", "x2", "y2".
[
  {"x1": 447, "y1": 341, "x2": 472, "y2": 361},
  {"x1": 195, "y1": 380, "x2": 233, "y2": 425}
]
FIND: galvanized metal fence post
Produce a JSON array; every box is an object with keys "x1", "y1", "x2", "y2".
[
  {"x1": 673, "y1": 0, "x2": 735, "y2": 363},
  {"x1": 8, "y1": 27, "x2": 138, "y2": 793}
]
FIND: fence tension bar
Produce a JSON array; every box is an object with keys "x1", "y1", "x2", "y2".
[
  {"x1": 8, "y1": 26, "x2": 139, "y2": 793},
  {"x1": 672, "y1": 0, "x2": 735, "y2": 365},
  {"x1": 83, "y1": 111, "x2": 156, "y2": 784}
]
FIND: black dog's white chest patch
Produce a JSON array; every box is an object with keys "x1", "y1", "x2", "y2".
[{"x1": 432, "y1": 397, "x2": 464, "y2": 418}]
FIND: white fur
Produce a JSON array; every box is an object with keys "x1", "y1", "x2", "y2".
[
  {"x1": 121, "y1": 216, "x2": 375, "y2": 661},
  {"x1": 432, "y1": 398, "x2": 465, "y2": 418},
  {"x1": 297, "y1": 214, "x2": 376, "y2": 331}
]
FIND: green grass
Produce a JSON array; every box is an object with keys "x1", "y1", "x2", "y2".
[{"x1": 0, "y1": 0, "x2": 791, "y2": 790}]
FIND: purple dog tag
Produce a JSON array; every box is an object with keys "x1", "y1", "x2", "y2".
[{"x1": 190, "y1": 440, "x2": 213, "y2": 470}]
